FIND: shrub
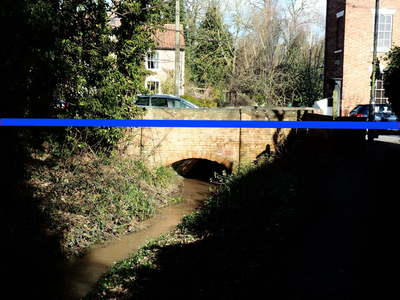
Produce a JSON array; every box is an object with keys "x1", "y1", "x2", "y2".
[
  {"x1": 384, "y1": 46, "x2": 400, "y2": 117},
  {"x1": 181, "y1": 95, "x2": 218, "y2": 107},
  {"x1": 28, "y1": 153, "x2": 182, "y2": 257}
]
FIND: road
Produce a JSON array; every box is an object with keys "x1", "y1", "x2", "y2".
[{"x1": 285, "y1": 134, "x2": 399, "y2": 299}]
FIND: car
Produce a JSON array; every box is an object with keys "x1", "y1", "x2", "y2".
[
  {"x1": 56, "y1": 100, "x2": 69, "y2": 110},
  {"x1": 348, "y1": 103, "x2": 398, "y2": 122},
  {"x1": 349, "y1": 103, "x2": 398, "y2": 138},
  {"x1": 134, "y1": 94, "x2": 199, "y2": 108}
]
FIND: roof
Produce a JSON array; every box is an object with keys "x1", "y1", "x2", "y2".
[
  {"x1": 154, "y1": 24, "x2": 185, "y2": 51},
  {"x1": 107, "y1": 16, "x2": 185, "y2": 51}
]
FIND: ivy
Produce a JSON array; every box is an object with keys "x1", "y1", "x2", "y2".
[
  {"x1": 0, "y1": 0, "x2": 177, "y2": 156},
  {"x1": 383, "y1": 46, "x2": 400, "y2": 117}
]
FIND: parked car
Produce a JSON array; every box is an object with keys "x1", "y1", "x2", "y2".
[
  {"x1": 348, "y1": 104, "x2": 398, "y2": 122},
  {"x1": 349, "y1": 103, "x2": 398, "y2": 137},
  {"x1": 56, "y1": 100, "x2": 69, "y2": 110},
  {"x1": 134, "y1": 94, "x2": 199, "y2": 108}
]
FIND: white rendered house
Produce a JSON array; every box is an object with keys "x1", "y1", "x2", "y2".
[{"x1": 145, "y1": 24, "x2": 185, "y2": 95}]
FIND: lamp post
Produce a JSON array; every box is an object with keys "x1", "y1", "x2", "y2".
[
  {"x1": 175, "y1": 0, "x2": 180, "y2": 97},
  {"x1": 369, "y1": 0, "x2": 380, "y2": 141}
]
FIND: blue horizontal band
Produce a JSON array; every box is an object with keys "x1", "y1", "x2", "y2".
[{"x1": 1, "y1": 119, "x2": 399, "y2": 129}]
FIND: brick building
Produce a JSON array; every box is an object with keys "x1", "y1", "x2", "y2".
[{"x1": 324, "y1": 0, "x2": 400, "y2": 116}]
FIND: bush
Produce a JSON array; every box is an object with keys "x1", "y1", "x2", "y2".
[
  {"x1": 28, "y1": 153, "x2": 182, "y2": 257},
  {"x1": 384, "y1": 46, "x2": 400, "y2": 117},
  {"x1": 181, "y1": 95, "x2": 218, "y2": 107}
]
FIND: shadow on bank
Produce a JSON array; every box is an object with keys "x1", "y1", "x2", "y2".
[
  {"x1": 0, "y1": 127, "x2": 65, "y2": 300},
  {"x1": 84, "y1": 111, "x2": 365, "y2": 299},
  {"x1": 0, "y1": 113, "x2": 371, "y2": 299}
]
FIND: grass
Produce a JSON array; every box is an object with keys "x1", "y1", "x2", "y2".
[
  {"x1": 0, "y1": 127, "x2": 185, "y2": 299},
  {"x1": 181, "y1": 95, "x2": 218, "y2": 108},
  {"x1": 27, "y1": 153, "x2": 183, "y2": 257},
  {"x1": 83, "y1": 149, "x2": 332, "y2": 299}
]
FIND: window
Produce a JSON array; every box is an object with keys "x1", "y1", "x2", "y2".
[
  {"x1": 146, "y1": 80, "x2": 160, "y2": 93},
  {"x1": 374, "y1": 79, "x2": 388, "y2": 104},
  {"x1": 335, "y1": 10, "x2": 344, "y2": 53},
  {"x1": 146, "y1": 51, "x2": 160, "y2": 70},
  {"x1": 136, "y1": 97, "x2": 150, "y2": 106},
  {"x1": 151, "y1": 97, "x2": 168, "y2": 107},
  {"x1": 377, "y1": 14, "x2": 393, "y2": 52},
  {"x1": 371, "y1": 8, "x2": 396, "y2": 52},
  {"x1": 145, "y1": 75, "x2": 161, "y2": 93},
  {"x1": 171, "y1": 99, "x2": 190, "y2": 108}
]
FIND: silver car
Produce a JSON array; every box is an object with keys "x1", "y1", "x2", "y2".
[{"x1": 134, "y1": 94, "x2": 199, "y2": 108}]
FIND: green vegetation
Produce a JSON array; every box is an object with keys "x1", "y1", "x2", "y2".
[
  {"x1": 184, "y1": 0, "x2": 325, "y2": 107},
  {"x1": 1, "y1": 133, "x2": 183, "y2": 296},
  {"x1": 0, "y1": 1, "x2": 326, "y2": 297},
  {"x1": 1, "y1": 0, "x2": 186, "y2": 256},
  {"x1": 383, "y1": 45, "x2": 400, "y2": 117},
  {"x1": 83, "y1": 232, "x2": 198, "y2": 300},
  {"x1": 0, "y1": 5, "x2": 185, "y2": 296},
  {"x1": 189, "y1": 3, "x2": 233, "y2": 89},
  {"x1": 181, "y1": 95, "x2": 218, "y2": 107},
  {"x1": 28, "y1": 152, "x2": 182, "y2": 257},
  {"x1": 0, "y1": 0, "x2": 178, "y2": 154},
  {"x1": 83, "y1": 149, "x2": 331, "y2": 299}
]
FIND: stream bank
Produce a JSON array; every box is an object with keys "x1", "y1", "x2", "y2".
[
  {"x1": 56, "y1": 178, "x2": 215, "y2": 300},
  {"x1": 1, "y1": 153, "x2": 186, "y2": 300},
  {"x1": 84, "y1": 137, "x2": 400, "y2": 299}
]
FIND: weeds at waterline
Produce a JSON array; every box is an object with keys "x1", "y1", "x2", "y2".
[{"x1": 28, "y1": 152, "x2": 183, "y2": 257}]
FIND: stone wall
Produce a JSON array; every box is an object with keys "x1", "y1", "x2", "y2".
[{"x1": 120, "y1": 107, "x2": 321, "y2": 171}]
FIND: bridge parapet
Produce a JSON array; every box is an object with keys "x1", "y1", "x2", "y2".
[{"x1": 120, "y1": 107, "x2": 320, "y2": 170}]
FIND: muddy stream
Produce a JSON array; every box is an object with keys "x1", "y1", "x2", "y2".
[{"x1": 56, "y1": 178, "x2": 215, "y2": 300}]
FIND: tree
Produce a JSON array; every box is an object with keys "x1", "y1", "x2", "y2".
[
  {"x1": 279, "y1": 28, "x2": 324, "y2": 107},
  {"x1": 0, "y1": 0, "x2": 170, "y2": 153},
  {"x1": 182, "y1": 0, "x2": 325, "y2": 107},
  {"x1": 159, "y1": 0, "x2": 186, "y2": 24},
  {"x1": 227, "y1": 0, "x2": 289, "y2": 106},
  {"x1": 189, "y1": 2, "x2": 233, "y2": 91},
  {"x1": 383, "y1": 46, "x2": 400, "y2": 117}
]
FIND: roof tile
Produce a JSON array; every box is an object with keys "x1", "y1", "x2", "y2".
[{"x1": 154, "y1": 24, "x2": 185, "y2": 51}]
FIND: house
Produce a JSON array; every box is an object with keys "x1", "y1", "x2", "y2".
[
  {"x1": 108, "y1": 14, "x2": 185, "y2": 95},
  {"x1": 323, "y1": 0, "x2": 400, "y2": 116},
  {"x1": 145, "y1": 24, "x2": 185, "y2": 95}
]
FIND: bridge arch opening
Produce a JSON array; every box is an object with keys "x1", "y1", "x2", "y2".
[{"x1": 171, "y1": 158, "x2": 231, "y2": 181}]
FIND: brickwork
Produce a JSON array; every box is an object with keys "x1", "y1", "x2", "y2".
[
  {"x1": 324, "y1": 0, "x2": 346, "y2": 81},
  {"x1": 324, "y1": 0, "x2": 400, "y2": 116},
  {"x1": 120, "y1": 107, "x2": 320, "y2": 171}
]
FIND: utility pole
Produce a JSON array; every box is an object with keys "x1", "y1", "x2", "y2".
[
  {"x1": 369, "y1": 0, "x2": 379, "y2": 141},
  {"x1": 175, "y1": 0, "x2": 180, "y2": 97}
]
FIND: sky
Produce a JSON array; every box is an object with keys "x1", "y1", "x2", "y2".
[
  {"x1": 219, "y1": 0, "x2": 327, "y2": 38},
  {"x1": 105, "y1": 0, "x2": 328, "y2": 37}
]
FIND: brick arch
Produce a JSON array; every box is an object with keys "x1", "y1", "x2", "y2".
[
  {"x1": 124, "y1": 107, "x2": 320, "y2": 172},
  {"x1": 164, "y1": 151, "x2": 234, "y2": 171}
]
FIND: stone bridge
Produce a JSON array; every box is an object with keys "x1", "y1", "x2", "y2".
[{"x1": 120, "y1": 107, "x2": 321, "y2": 171}]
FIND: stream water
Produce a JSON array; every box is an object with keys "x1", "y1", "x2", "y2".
[{"x1": 56, "y1": 178, "x2": 215, "y2": 300}]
